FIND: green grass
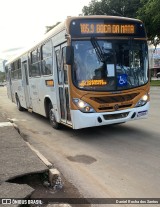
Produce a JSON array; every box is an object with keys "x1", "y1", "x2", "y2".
[{"x1": 150, "y1": 80, "x2": 160, "y2": 86}]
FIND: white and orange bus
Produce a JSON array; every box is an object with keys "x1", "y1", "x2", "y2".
[{"x1": 5, "y1": 15, "x2": 150, "y2": 129}]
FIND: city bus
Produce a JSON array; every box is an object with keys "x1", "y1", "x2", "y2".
[{"x1": 5, "y1": 15, "x2": 150, "y2": 129}]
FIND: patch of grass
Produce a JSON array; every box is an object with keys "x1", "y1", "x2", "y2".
[{"x1": 150, "y1": 80, "x2": 160, "y2": 86}]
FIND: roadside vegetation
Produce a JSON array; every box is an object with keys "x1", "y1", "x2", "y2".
[
  {"x1": 0, "y1": 71, "x2": 5, "y2": 82},
  {"x1": 150, "y1": 80, "x2": 160, "y2": 86}
]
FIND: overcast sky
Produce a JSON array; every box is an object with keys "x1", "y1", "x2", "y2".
[{"x1": 0, "y1": 0, "x2": 90, "y2": 60}]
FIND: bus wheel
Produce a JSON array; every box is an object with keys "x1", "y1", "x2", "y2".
[
  {"x1": 49, "y1": 104, "x2": 60, "y2": 129},
  {"x1": 16, "y1": 95, "x2": 23, "y2": 111}
]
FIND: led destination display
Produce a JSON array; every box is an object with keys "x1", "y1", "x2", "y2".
[
  {"x1": 80, "y1": 23, "x2": 135, "y2": 34},
  {"x1": 70, "y1": 19, "x2": 146, "y2": 38}
]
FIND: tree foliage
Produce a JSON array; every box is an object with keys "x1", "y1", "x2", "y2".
[
  {"x1": 137, "y1": 0, "x2": 160, "y2": 39},
  {"x1": 82, "y1": 0, "x2": 160, "y2": 39},
  {"x1": 45, "y1": 22, "x2": 61, "y2": 33},
  {"x1": 82, "y1": 0, "x2": 142, "y2": 18}
]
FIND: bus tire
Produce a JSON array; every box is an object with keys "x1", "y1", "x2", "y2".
[
  {"x1": 16, "y1": 95, "x2": 24, "y2": 111},
  {"x1": 49, "y1": 103, "x2": 60, "y2": 129}
]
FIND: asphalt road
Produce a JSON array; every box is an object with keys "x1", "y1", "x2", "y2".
[{"x1": 0, "y1": 87, "x2": 160, "y2": 206}]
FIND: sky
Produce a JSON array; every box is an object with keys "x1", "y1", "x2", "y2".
[{"x1": 0, "y1": 0, "x2": 91, "y2": 61}]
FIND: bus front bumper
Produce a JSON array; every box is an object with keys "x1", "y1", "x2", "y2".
[{"x1": 71, "y1": 102, "x2": 150, "y2": 129}]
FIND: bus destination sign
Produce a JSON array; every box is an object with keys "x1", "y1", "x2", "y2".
[{"x1": 80, "y1": 23, "x2": 135, "y2": 34}]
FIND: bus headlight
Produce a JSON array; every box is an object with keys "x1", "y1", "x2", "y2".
[
  {"x1": 135, "y1": 94, "x2": 148, "y2": 107},
  {"x1": 72, "y1": 98, "x2": 96, "y2": 113}
]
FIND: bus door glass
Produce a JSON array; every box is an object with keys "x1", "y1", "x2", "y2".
[
  {"x1": 55, "y1": 43, "x2": 71, "y2": 124},
  {"x1": 22, "y1": 61, "x2": 32, "y2": 108}
]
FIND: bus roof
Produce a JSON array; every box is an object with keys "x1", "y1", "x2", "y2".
[{"x1": 66, "y1": 15, "x2": 142, "y2": 23}]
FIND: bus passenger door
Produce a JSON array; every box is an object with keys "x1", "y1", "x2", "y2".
[
  {"x1": 55, "y1": 44, "x2": 71, "y2": 125},
  {"x1": 22, "y1": 61, "x2": 32, "y2": 108}
]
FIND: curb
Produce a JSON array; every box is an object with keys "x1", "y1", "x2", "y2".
[{"x1": 10, "y1": 122, "x2": 71, "y2": 207}]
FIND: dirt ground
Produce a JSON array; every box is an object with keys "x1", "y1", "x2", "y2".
[{"x1": 9, "y1": 173, "x2": 91, "y2": 207}]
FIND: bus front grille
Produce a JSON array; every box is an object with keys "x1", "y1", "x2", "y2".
[
  {"x1": 98, "y1": 103, "x2": 132, "y2": 111},
  {"x1": 103, "y1": 112, "x2": 129, "y2": 120},
  {"x1": 90, "y1": 93, "x2": 139, "y2": 104}
]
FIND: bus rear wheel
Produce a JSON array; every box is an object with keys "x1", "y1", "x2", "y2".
[
  {"x1": 16, "y1": 95, "x2": 24, "y2": 111},
  {"x1": 49, "y1": 104, "x2": 60, "y2": 129}
]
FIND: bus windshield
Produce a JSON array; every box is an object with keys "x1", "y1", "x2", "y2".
[{"x1": 72, "y1": 39, "x2": 148, "y2": 91}]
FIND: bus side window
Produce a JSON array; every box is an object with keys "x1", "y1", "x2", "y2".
[
  {"x1": 41, "y1": 40, "x2": 52, "y2": 75},
  {"x1": 30, "y1": 49, "x2": 41, "y2": 77}
]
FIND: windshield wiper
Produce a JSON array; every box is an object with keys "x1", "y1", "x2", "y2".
[
  {"x1": 91, "y1": 37, "x2": 105, "y2": 62},
  {"x1": 91, "y1": 37, "x2": 108, "y2": 77}
]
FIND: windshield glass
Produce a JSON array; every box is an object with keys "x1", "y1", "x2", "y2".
[{"x1": 72, "y1": 39, "x2": 148, "y2": 91}]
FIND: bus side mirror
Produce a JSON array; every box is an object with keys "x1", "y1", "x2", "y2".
[{"x1": 66, "y1": 46, "x2": 74, "y2": 65}]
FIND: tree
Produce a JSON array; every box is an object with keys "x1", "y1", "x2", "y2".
[
  {"x1": 82, "y1": 0, "x2": 142, "y2": 18},
  {"x1": 137, "y1": 0, "x2": 160, "y2": 39},
  {"x1": 45, "y1": 22, "x2": 61, "y2": 33}
]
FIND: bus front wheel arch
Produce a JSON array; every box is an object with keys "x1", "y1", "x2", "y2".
[{"x1": 45, "y1": 100, "x2": 60, "y2": 129}]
